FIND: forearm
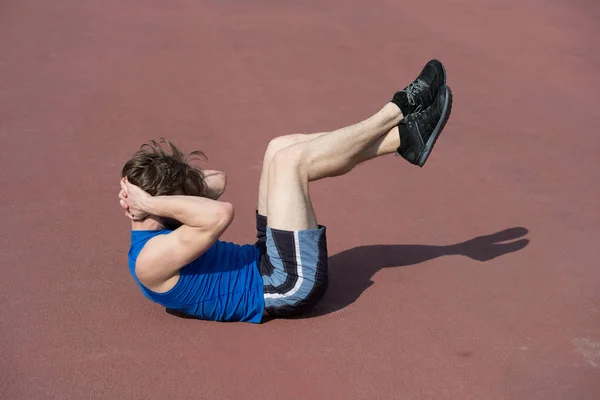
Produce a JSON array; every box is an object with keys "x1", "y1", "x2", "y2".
[{"x1": 143, "y1": 195, "x2": 232, "y2": 228}]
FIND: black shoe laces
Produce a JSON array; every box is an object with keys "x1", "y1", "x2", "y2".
[{"x1": 405, "y1": 79, "x2": 428, "y2": 106}]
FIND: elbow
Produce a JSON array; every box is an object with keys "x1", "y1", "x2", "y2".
[{"x1": 215, "y1": 202, "x2": 235, "y2": 229}]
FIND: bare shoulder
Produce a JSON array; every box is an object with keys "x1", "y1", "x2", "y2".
[{"x1": 135, "y1": 211, "x2": 234, "y2": 291}]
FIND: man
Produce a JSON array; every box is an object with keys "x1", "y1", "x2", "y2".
[{"x1": 119, "y1": 60, "x2": 452, "y2": 323}]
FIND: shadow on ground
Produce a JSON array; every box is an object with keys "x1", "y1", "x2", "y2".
[
  {"x1": 301, "y1": 226, "x2": 530, "y2": 318},
  {"x1": 167, "y1": 227, "x2": 529, "y2": 321}
]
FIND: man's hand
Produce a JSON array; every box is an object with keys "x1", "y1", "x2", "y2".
[
  {"x1": 202, "y1": 170, "x2": 227, "y2": 200},
  {"x1": 119, "y1": 178, "x2": 151, "y2": 221}
]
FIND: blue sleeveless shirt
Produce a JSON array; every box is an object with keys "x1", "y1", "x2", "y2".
[{"x1": 128, "y1": 230, "x2": 264, "y2": 323}]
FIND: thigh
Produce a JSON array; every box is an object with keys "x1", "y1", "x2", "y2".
[
  {"x1": 260, "y1": 223, "x2": 329, "y2": 317},
  {"x1": 266, "y1": 144, "x2": 319, "y2": 231},
  {"x1": 258, "y1": 132, "x2": 328, "y2": 217}
]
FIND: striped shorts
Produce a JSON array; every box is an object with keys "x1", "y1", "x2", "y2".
[{"x1": 255, "y1": 212, "x2": 329, "y2": 317}]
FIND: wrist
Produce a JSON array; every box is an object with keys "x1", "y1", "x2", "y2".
[{"x1": 141, "y1": 195, "x2": 158, "y2": 215}]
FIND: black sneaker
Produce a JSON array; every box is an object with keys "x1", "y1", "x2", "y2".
[
  {"x1": 396, "y1": 85, "x2": 453, "y2": 167},
  {"x1": 392, "y1": 59, "x2": 446, "y2": 116}
]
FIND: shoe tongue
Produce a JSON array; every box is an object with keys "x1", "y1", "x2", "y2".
[
  {"x1": 394, "y1": 91, "x2": 408, "y2": 105},
  {"x1": 392, "y1": 91, "x2": 410, "y2": 115}
]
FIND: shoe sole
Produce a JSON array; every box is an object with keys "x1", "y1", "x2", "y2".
[{"x1": 416, "y1": 85, "x2": 453, "y2": 167}]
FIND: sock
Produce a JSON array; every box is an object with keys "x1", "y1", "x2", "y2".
[{"x1": 391, "y1": 91, "x2": 409, "y2": 116}]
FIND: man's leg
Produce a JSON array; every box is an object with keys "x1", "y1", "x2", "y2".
[
  {"x1": 257, "y1": 127, "x2": 400, "y2": 216},
  {"x1": 257, "y1": 132, "x2": 327, "y2": 216},
  {"x1": 258, "y1": 60, "x2": 451, "y2": 316},
  {"x1": 264, "y1": 78, "x2": 453, "y2": 231},
  {"x1": 257, "y1": 58, "x2": 448, "y2": 218},
  {"x1": 266, "y1": 102, "x2": 402, "y2": 230},
  {"x1": 257, "y1": 104, "x2": 402, "y2": 317}
]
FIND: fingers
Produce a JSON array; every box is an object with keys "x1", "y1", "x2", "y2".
[
  {"x1": 119, "y1": 177, "x2": 148, "y2": 221},
  {"x1": 126, "y1": 210, "x2": 144, "y2": 221},
  {"x1": 123, "y1": 177, "x2": 135, "y2": 190},
  {"x1": 123, "y1": 177, "x2": 148, "y2": 195},
  {"x1": 119, "y1": 181, "x2": 129, "y2": 211},
  {"x1": 119, "y1": 188, "x2": 128, "y2": 210}
]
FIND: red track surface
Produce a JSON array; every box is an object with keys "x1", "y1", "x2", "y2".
[{"x1": 1, "y1": 1, "x2": 599, "y2": 399}]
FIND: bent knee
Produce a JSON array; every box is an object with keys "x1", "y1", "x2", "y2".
[
  {"x1": 264, "y1": 134, "x2": 307, "y2": 163},
  {"x1": 270, "y1": 143, "x2": 308, "y2": 172}
]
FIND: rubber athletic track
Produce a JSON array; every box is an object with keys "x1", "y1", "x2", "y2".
[{"x1": 1, "y1": 1, "x2": 599, "y2": 399}]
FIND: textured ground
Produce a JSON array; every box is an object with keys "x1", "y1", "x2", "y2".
[{"x1": 1, "y1": 1, "x2": 599, "y2": 399}]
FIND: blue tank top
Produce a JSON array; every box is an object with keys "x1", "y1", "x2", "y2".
[{"x1": 128, "y1": 230, "x2": 264, "y2": 323}]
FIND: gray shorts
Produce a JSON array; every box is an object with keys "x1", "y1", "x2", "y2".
[{"x1": 255, "y1": 212, "x2": 329, "y2": 317}]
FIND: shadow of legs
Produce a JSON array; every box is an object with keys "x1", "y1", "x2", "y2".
[{"x1": 303, "y1": 227, "x2": 530, "y2": 317}]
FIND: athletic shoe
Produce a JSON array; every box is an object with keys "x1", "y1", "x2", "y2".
[
  {"x1": 391, "y1": 59, "x2": 446, "y2": 116},
  {"x1": 396, "y1": 85, "x2": 453, "y2": 167}
]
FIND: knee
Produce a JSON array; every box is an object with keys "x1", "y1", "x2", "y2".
[
  {"x1": 264, "y1": 134, "x2": 306, "y2": 165},
  {"x1": 270, "y1": 143, "x2": 307, "y2": 173}
]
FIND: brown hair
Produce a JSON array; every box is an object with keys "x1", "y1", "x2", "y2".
[{"x1": 121, "y1": 138, "x2": 208, "y2": 197}]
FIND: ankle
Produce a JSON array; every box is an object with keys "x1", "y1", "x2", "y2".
[{"x1": 378, "y1": 102, "x2": 403, "y2": 128}]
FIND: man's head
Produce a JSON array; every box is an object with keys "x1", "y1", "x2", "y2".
[{"x1": 121, "y1": 138, "x2": 207, "y2": 228}]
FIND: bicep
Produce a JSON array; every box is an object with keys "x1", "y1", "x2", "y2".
[{"x1": 135, "y1": 209, "x2": 233, "y2": 286}]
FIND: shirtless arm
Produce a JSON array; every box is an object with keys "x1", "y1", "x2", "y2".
[{"x1": 120, "y1": 178, "x2": 234, "y2": 288}]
